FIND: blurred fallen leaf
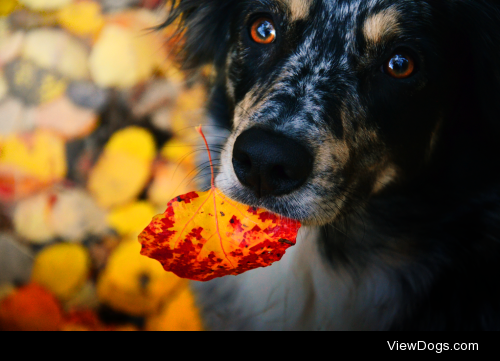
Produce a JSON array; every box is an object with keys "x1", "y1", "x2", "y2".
[
  {"x1": 0, "y1": 97, "x2": 36, "y2": 136},
  {"x1": 160, "y1": 138, "x2": 196, "y2": 171},
  {"x1": 88, "y1": 126, "x2": 155, "y2": 208},
  {"x1": 4, "y1": 59, "x2": 67, "y2": 105},
  {"x1": 0, "y1": 283, "x2": 64, "y2": 331},
  {"x1": 0, "y1": 130, "x2": 66, "y2": 202},
  {"x1": 107, "y1": 201, "x2": 157, "y2": 238},
  {"x1": 170, "y1": 85, "x2": 207, "y2": 138},
  {"x1": 97, "y1": 240, "x2": 186, "y2": 317},
  {"x1": 0, "y1": 30, "x2": 25, "y2": 67},
  {"x1": 31, "y1": 243, "x2": 90, "y2": 301},
  {"x1": 62, "y1": 308, "x2": 104, "y2": 331},
  {"x1": 22, "y1": 28, "x2": 90, "y2": 80},
  {"x1": 131, "y1": 79, "x2": 179, "y2": 118},
  {"x1": 146, "y1": 287, "x2": 203, "y2": 331},
  {"x1": 13, "y1": 192, "x2": 56, "y2": 243},
  {"x1": 49, "y1": 188, "x2": 108, "y2": 242},
  {"x1": 0, "y1": 0, "x2": 19, "y2": 17},
  {"x1": 148, "y1": 161, "x2": 193, "y2": 207},
  {"x1": 18, "y1": 0, "x2": 72, "y2": 11},
  {"x1": 57, "y1": 1, "x2": 105, "y2": 38},
  {"x1": 89, "y1": 24, "x2": 137, "y2": 88},
  {"x1": 64, "y1": 281, "x2": 100, "y2": 311},
  {"x1": 34, "y1": 97, "x2": 98, "y2": 140}
]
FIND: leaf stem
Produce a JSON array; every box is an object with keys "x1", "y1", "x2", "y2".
[{"x1": 196, "y1": 125, "x2": 215, "y2": 189}]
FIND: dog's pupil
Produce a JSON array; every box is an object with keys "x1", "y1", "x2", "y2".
[
  {"x1": 388, "y1": 54, "x2": 410, "y2": 74},
  {"x1": 257, "y1": 20, "x2": 274, "y2": 39}
]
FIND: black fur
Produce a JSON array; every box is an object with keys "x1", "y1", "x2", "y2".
[{"x1": 162, "y1": 0, "x2": 500, "y2": 330}]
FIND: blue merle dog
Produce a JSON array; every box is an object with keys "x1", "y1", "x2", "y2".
[{"x1": 161, "y1": 0, "x2": 500, "y2": 330}]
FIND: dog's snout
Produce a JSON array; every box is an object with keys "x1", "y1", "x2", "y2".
[{"x1": 232, "y1": 128, "x2": 313, "y2": 198}]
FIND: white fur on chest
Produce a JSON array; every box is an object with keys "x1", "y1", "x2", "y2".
[{"x1": 194, "y1": 227, "x2": 401, "y2": 330}]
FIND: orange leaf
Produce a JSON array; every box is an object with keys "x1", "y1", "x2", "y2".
[
  {"x1": 0, "y1": 283, "x2": 64, "y2": 331},
  {"x1": 139, "y1": 127, "x2": 301, "y2": 282}
]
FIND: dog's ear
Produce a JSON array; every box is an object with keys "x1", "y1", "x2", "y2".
[
  {"x1": 161, "y1": 0, "x2": 237, "y2": 71},
  {"x1": 452, "y1": 1, "x2": 500, "y2": 132}
]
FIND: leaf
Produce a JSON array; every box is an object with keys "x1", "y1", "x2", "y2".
[
  {"x1": 146, "y1": 287, "x2": 204, "y2": 331},
  {"x1": 18, "y1": 0, "x2": 72, "y2": 11},
  {"x1": 139, "y1": 126, "x2": 301, "y2": 282},
  {"x1": 107, "y1": 201, "x2": 157, "y2": 238},
  {"x1": 31, "y1": 243, "x2": 90, "y2": 301},
  {"x1": 57, "y1": 1, "x2": 105, "y2": 38},
  {"x1": 34, "y1": 97, "x2": 98, "y2": 140},
  {"x1": 148, "y1": 161, "x2": 193, "y2": 207},
  {"x1": 0, "y1": 283, "x2": 64, "y2": 331},
  {"x1": 0, "y1": 130, "x2": 67, "y2": 202},
  {"x1": 97, "y1": 240, "x2": 186, "y2": 317},
  {"x1": 88, "y1": 126, "x2": 155, "y2": 208},
  {"x1": 22, "y1": 29, "x2": 90, "y2": 81}
]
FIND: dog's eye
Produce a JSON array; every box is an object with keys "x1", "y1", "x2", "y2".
[
  {"x1": 250, "y1": 18, "x2": 276, "y2": 44},
  {"x1": 384, "y1": 51, "x2": 415, "y2": 79}
]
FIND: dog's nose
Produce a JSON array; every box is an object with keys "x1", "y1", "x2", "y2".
[{"x1": 232, "y1": 128, "x2": 313, "y2": 198}]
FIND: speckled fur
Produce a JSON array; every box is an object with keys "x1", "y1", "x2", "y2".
[{"x1": 163, "y1": 0, "x2": 500, "y2": 330}]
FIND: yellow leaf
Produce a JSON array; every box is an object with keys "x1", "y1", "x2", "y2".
[
  {"x1": 0, "y1": 130, "x2": 66, "y2": 183},
  {"x1": 146, "y1": 287, "x2": 204, "y2": 331},
  {"x1": 31, "y1": 243, "x2": 90, "y2": 301},
  {"x1": 107, "y1": 201, "x2": 157, "y2": 238},
  {"x1": 97, "y1": 240, "x2": 186, "y2": 317},
  {"x1": 0, "y1": 130, "x2": 67, "y2": 201},
  {"x1": 18, "y1": 0, "x2": 72, "y2": 11},
  {"x1": 88, "y1": 127, "x2": 156, "y2": 209},
  {"x1": 57, "y1": 1, "x2": 105, "y2": 38},
  {"x1": 22, "y1": 28, "x2": 90, "y2": 80},
  {"x1": 160, "y1": 139, "x2": 196, "y2": 170},
  {"x1": 88, "y1": 152, "x2": 151, "y2": 209},
  {"x1": 104, "y1": 126, "x2": 156, "y2": 162},
  {"x1": 89, "y1": 25, "x2": 138, "y2": 88},
  {"x1": 0, "y1": 0, "x2": 19, "y2": 17},
  {"x1": 170, "y1": 85, "x2": 207, "y2": 137},
  {"x1": 37, "y1": 72, "x2": 67, "y2": 104},
  {"x1": 148, "y1": 162, "x2": 193, "y2": 207}
]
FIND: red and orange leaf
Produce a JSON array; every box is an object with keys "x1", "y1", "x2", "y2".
[{"x1": 139, "y1": 126, "x2": 301, "y2": 282}]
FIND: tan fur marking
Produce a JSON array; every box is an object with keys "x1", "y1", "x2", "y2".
[
  {"x1": 372, "y1": 165, "x2": 398, "y2": 194},
  {"x1": 233, "y1": 87, "x2": 262, "y2": 128},
  {"x1": 332, "y1": 140, "x2": 350, "y2": 166},
  {"x1": 278, "y1": 0, "x2": 311, "y2": 21},
  {"x1": 363, "y1": 7, "x2": 401, "y2": 44}
]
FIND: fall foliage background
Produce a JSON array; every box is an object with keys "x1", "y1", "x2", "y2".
[{"x1": 0, "y1": 0, "x2": 207, "y2": 331}]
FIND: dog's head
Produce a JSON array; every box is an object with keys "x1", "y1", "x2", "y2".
[{"x1": 165, "y1": 0, "x2": 500, "y2": 225}]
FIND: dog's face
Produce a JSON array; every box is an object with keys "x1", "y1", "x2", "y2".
[
  {"x1": 211, "y1": 0, "x2": 452, "y2": 225},
  {"x1": 167, "y1": 0, "x2": 499, "y2": 226}
]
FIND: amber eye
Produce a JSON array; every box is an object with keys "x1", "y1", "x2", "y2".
[
  {"x1": 250, "y1": 18, "x2": 276, "y2": 44},
  {"x1": 385, "y1": 52, "x2": 415, "y2": 79}
]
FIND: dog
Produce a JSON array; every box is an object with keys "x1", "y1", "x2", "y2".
[{"x1": 161, "y1": 0, "x2": 500, "y2": 330}]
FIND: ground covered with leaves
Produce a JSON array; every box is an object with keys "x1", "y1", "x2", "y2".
[{"x1": 0, "y1": 0, "x2": 207, "y2": 331}]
